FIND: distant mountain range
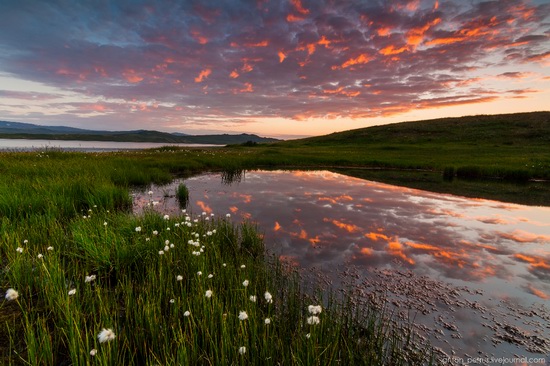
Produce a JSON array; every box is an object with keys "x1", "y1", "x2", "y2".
[{"x1": 0, "y1": 121, "x2": 280, "y2": 145}]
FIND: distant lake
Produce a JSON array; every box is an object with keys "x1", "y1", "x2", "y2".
[
  {"x1": 0, "y1": 138, "x2": 221, "y2": 151},
  {"x1": 134, "y1": 170, "x2": 550, "y2": 362}
]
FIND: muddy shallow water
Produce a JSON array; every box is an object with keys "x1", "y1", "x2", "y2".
[{"x1": 133, "y1": 170, "x2": 550, "y2": 364}]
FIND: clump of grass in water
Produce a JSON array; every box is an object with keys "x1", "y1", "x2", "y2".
[{"x1": 176, "y1": 183, "x2": 189, "y2": 209}]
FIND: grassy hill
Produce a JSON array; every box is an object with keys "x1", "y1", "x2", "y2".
[{"x1": 286, "y1": 111, "x2": 550, "y2": 146}]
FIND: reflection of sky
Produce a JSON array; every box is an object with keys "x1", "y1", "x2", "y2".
[
  {"x1": 135, "y1": 170, "x2": 550, "y2": 358},
  {"x1": 174, "y1": 170, "x2": 550, "y2": 301}
]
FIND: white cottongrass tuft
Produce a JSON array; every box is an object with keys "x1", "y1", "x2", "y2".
[
  {"x1": 307, "y1": 316, "x2": 320, "y2": 325},
  {"x1": 37, "y1": 254, "x2": 43, "y2": 259},
  {"x1": 5, "y1": 288, "x2": 19, "y2": 301},
  {"x1": 90, "y1": 349, "x2": 97, "y2": 356},
  {"x1": 163, "y1": 214, "x2": 170, "y2": 220},
  {"x1": 176, "y1": 275, "x2": 183, "y2": 281},
  {"x1": 68, "y1": 289, "x2": 77, "y2": 296},
  {"x1": 264, "y1": 291, "x2": 273, "y2": 303},
  {"x1": 16, "y1": 247, "x2": 23, "y2": 253},
  {"x1": 238, "y1": 311, "x2": 248, "y2": 321},
  {"x1": 97, "y1": 328, "x2": 116, "y2": 343},
  {"x1": 249, "y1": 295, "x2": 257, "y2": 302},
  {"x1": 242, "y1": 280, "x2": 249, "y2": 287},
  {"x1": 85, "y1": 275, "x2": 96, "y2": 283},
  {"x1": 208, "y1": 274, "x2": 214, "y2": 279},
  {"x1": 152, "y1": 230, "x2": 158, "y2": 236},
  {"x1": 264, "y1": 318, "x2": 271, "y2": 325},
  {"x1": 240, "y1": 264, "x2": 246, "y2": 269},
  {"x1": 226, "y1": 213, "x2": 231, "y2": 218},
  {"x1": 308, "y1": 305, "x2": 322, "y2": 315},
  {"x1": 205, "y1": 290, "x2": 213, "y2": 298},
  {"x1": 164, "y1": 245, "x2": 170, "y2": 252},
  {"x1": 169, "y1": 299, "x2": 175, "y2": 304},
  {"x1": 197, "y1": 271, "x2": 202, "y2": 276},
  {"x1": 158, "y1": 250, "x2": 165, "y2": 255},
  {"x1": 306, "y1": 333, "x2": 311, "y2": 339},
  {"x1": 184, "y1": 310, "x2": 191, "y2": 317},
  {"x1": 239, "y1": 346, "x2": 246, "y2": 355},
  {"x1": 47, "y1": 246, "x2": 54, "y2": 251},
  {"x1": 135, "y1": 226, "x2": 142, "y2": 232}
]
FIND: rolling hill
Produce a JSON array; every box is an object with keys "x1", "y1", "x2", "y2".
[{"x1": 0, "y1": 121, "x2": 279, "y2": 145}]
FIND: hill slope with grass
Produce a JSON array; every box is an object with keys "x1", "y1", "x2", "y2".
[{"x1": 286, "y1": 111, "x2": 550, "y2": 146}]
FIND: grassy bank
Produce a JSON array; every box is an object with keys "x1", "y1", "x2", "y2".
[{"x1": 0, "y1": 151, "x2": 431, "y2": 365}]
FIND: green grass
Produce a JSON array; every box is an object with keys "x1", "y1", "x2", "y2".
[{"x1": 0, "y1": 150, "x2": 432, "y2": 365}]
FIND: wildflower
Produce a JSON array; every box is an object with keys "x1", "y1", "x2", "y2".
[
  {"x1": 5, "y1": 288, "x2": 18, "y2": 301},
  {"x1": 37, "y1": 254, "x2": 43, "y2": 259},
  {"x1": 163, "y1": 214, "x2": 170, "y2": 220},
  {"x1": 249, "y1": 295, "x2": 257, "y2": 302},
  {"x1": 85, "y1": 275, "x2": 96, "y2": 283},
  {"x1": 265, "y1": 318, "x2": 271, "y2": 325},
  {"x1": 308, "y1": 305, "x2": 322, "y2": 315},
  {"x1": 239, "y1": 346, "x2": 246, "y2": 355},
  {"x1": 242, "y1": 280, "x2": 249, "y2": 287},
  {"x1": 176, "y1": 275, "x2": 183, "y2": 281},
  {"x1": 135, "y1": 226, "x2": 142, "y2": 232},
  {"x1": 307, "y1": 316, "x2": 320, "y2": 325},
  {"x1": 90, "y1": 349, "x2": 97, "y2": 356},
  {"x1": 238, "y1": 311, "x2": 248, "y2": 321},
  {"x1": 205, "y1": 290, "x2": 213, "y2": 298},
  {"x1": 97, "y1": 328, "x2": 116, "y2": 343},
  {"x1": 184, "y1": 310, "x2": 191, "y2": 317},
  {"x1": 264, "y1": 291, "x2": 273, "y2": 303},
  {"x1": 47, "y1": 246, "x2": 54, "y2": 251},
  {"x1": 16, "y1": 247, "x2": 23, "y2": 253},
  {"x1": 68, "y1": 289, "x2": 77, "y2": 296}
]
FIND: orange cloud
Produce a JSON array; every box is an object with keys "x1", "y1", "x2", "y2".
[
  {"x1": 526, "y1": 285, "x2": 549, "y2": 300},
  {"x1": 337, "y1": 54, "x2": 374, "y2": 69},
  {"x1": 123, "y1": 69, "x2": 144, "y2": 83},
  {"x1": 196, "y1": 200, "x2": 212, "y2": 214},
  {"x1": 323, "y1": 218, "x2": 360, "y2": 233},
  {"x1": 229, "y1": 70, "x2": 239, "y2": 78},
  {"x1": 379, "y1": 44, "x2": 409, "y2": 56},
  {"x1": 229, "y1": 206, "x2": 239, "y2": 213},
  {"x1": 406, "y1": 17, "x2": 441, "y2": 48},
  {"x1": 190, "y1": 30, "x2": 208, "y2": 44},
  {"x1": 317, "y1": 35, "x2": 332, "y2": 48},
  {"x1": 274, "y1": 221, "x2": 282, "y2": 231},
  {"x1": 376, "y1": 27, "x2": 392, "y2": 37},
  {"x1": 290, "y1": 0, "x2": 309, "y2": 15},
  {"x1": 245, "y1": 40, "x2": 269, "y2": 47},
  {"x1": 194, "y1": 68, "x2": 211, "y2": 83},
  {"x1": 278, "y1": 51, "x2": 287, "y2": 63}
]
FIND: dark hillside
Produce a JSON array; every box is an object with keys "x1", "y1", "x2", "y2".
[{"x1": 285, "y1": 112, "x2": 550, "y2": 145}]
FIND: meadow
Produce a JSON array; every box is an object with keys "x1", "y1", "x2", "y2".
[{"x1": 0, "y1": 149, "x2": 431, "y2": 365}]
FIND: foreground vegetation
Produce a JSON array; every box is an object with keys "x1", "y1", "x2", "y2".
[
  {"x1": 0, "y1": 150, "x2": 431, "y2": 365},
  {"x1": 1, "y1": 111, "x2": 549, "y2": 364}
]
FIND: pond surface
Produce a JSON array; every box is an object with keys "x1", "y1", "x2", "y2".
[
  {"x1": 0, "y1": 138, "x2": 220, "y2": 151},
  {"x1": 134, "y1": 170, "x2": 550, "y2": 363}
]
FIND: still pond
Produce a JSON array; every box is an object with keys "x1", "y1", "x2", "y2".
[{"x1": 134, "y1": 170, "x2": 550, "y2": 363}]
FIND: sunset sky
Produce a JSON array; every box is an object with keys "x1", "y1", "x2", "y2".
[{"x1": 0, "y1": 0, "x2": 549, "y2": 138}]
